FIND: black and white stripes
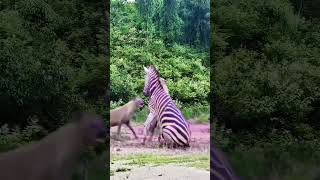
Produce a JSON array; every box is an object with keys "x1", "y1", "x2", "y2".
[{"x1": 143, "y1": 65, "x2": 191, "y2": 147}]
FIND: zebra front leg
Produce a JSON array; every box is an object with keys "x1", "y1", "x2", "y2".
[{"x1": 142, "y1": 113, "x2": 156, "y2": 145}]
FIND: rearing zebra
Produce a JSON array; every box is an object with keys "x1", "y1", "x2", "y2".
[{"x1": 142, "y1": 65, "x2": 191, "y2": 147}]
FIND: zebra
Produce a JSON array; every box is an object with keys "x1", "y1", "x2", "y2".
[
  {"x1": 142, "y1": 77, "x2": 170, "y2": 145},
  {"x1": 211, "y1": 143, "x2": 240, "y2": 180},
  {"x1": 142, "y1": 65, "x2": 191, "y2": 147}
]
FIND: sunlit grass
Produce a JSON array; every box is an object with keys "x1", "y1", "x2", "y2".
[
  {"x1": 111, "y1": 153, "x2": 210, "y2": 171},
  {"x1": 226, "y1": 147, "x2": 320, "y2": 180}
]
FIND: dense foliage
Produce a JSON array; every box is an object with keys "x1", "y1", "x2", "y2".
[
  {"x1": 0, "y1": 0, "x2": 107, "y2": 131},
  {"x1": 111, "y1": 0, "x2": 210, "y2": 122},
  {"x1": 135, "y1": 0, "x2": 210, "y2": 48},
  {"x1": 212, "y1": 0, "x2": 320, "y2": 179},
  {"x1": 0, "y1": 0, "x2": 107, "y2": 178}
]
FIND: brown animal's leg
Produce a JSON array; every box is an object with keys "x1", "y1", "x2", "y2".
[
  {"x1": 117, "y1": 123, "x2": 122, "y2": 139},
  {"x1": 126, "y1": 122, "x2": 138, "y2": 139}
]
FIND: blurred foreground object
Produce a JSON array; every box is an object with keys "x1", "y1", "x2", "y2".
[
  {"x1": 211, "y1": 143, "x2": 240, "y2": 180},
  {"x1": 0, "y1": 112, "x2": 106, "y2": 180}
]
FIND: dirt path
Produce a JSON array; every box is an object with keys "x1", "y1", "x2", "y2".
[
  {"x1": 110, "y1": 123, "x2": 210, "y2": 180},
  {"x1": 110, "y1": 123, "x2": 210, "y2": 155},
  {"x1": 111, "y1": 164, "x2": 210, "y2": 180}
]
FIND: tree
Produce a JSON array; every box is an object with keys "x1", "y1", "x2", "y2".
[
  {"x1": 136, "y1": 0, "x2": 162, "y2": 41},
  {"x1": 160, "y1": 0, "x2": 182, "y2": 45},
  {"x1": 180, "y1": 0, "x2": 210, "y2": 48}
]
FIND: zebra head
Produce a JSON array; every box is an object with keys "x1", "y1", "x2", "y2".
[{"x1": 143, "y1": 65, "x2": 160, "y2": 97}]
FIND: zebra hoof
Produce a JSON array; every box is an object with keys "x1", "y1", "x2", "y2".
[{"x1": 158, "y1": 142, "x2": 164, "y2": 148}]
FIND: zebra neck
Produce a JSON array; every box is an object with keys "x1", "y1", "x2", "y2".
[
  {"x1": 149, "y1": 87, "x2": 171, "y2": 112},
  {"x1": 150, "y1": 86, "x2": 167, "y2": 98},
  {"x1": 149, "y1": 80, "x2": 161, "y2": 96}
]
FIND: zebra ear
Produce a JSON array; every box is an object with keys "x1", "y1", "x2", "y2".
[
  {"x1": 143, "y1": 66, "x2": 149, "y2": 73},
  {"x1": 160, "y1": 77, "x2": 166, "y2": 82}
]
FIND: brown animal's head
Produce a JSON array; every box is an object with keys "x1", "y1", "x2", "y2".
[
  {"x1": 133, "y1": 97, "x2": 144, "y2": 109},
  {"x1": 72, "y1": 112, "x2": 107, "y2": 145}
]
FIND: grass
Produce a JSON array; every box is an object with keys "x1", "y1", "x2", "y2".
[
  {"x1": 86, "y1": 160, "x2": 108, "y2": 180},
  {"x1": 111, "y1": 153, "x2": 210, "y2": 171},
  {"x1": 224, "y1": 145, "x2": 320, "y2": 180},
  {"x1": 181, "y1": 104, "x2": 209, "y2": 124},
  {"x1": 230, "y1": 155, "x2": 319, "y2": 180},
  {"x1": 72, "y1": 152, "x2": 108, "y2": 180},
  {"x1": 135, "y1": 107, "x2": 149, "y2": 123},
  {"x1": 73, "y1": 163, "x2": 107, "y2": 180}
]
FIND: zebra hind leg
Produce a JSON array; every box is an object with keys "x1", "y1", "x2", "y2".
[
  {"x1": 158, "y1": 135, "x2": 164, "y2": 148},
  {"x1": 162, "y1": 132, "x2": 177, "y2": 149},
  {"x1": 169, "y1": 142, "x2": 178, "y2": 149},
  {"x1": 158, "y1": 141, "x2": 166, "y2": 148},
  {"x1": 178, "y1": 144, "x2": 190, "y2": 150}
]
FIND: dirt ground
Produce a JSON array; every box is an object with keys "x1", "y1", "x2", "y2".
[
  {"x1": 110, "y1": 164, "x2": 210, "y2": 180},
  {"x1": 110, "y1": 122, "x2": 210, "y2": 180}
]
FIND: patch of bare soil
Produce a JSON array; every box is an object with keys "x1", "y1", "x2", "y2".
[
  {"x1": 110, "y1": 164, "x2": 210, "y2": 180},
  {"x1": 110, "y1": 123, "x2": 210, "y2": 155},
  {"x1": 110, "y1": 123, "x2": 210, "y2": 180}
]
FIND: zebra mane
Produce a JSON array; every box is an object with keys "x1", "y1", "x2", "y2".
[
  {"x1": 148, "y1": 65, "x2": 167, "y2": 90},
  {"x1": 148, "y1": 65, "x2": 160, "y2": 78}
]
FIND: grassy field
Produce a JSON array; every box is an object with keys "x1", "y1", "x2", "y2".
[
  {"x1": 227, "y1": 150, "x2": 319, "y2": 180},
  {"x1": 72, "y1": 153, "x2": 108, "y2": 180},
  {"x1": 110, "y1": 152, "x2": 210, "y2": 176}
]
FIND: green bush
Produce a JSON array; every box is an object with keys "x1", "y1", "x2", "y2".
[
  {"x1": 110, "y1": 0, "x2": 210, "y2": 123},
  {"x1": 213, "y1": 0, "x2": 320, "y2": 132},
  {"x1": 212, "y1": 0, "x2": 320, "y2": 178}
]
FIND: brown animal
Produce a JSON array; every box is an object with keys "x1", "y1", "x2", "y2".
[
  {"x1": 110, "y1": 97, "x2": 144, "y2": 139},
  {"x1": 0, "y1": 112, "x2": 106, "y2": 180},
  {"x1": 142, "y1": 77, "x2": 169, "y2": 145}
]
